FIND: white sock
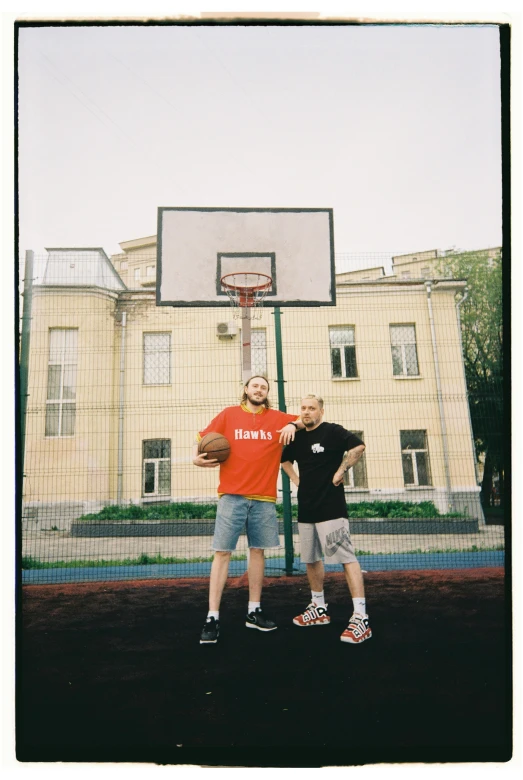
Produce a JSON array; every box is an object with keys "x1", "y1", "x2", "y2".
[
  {"x1": 207, "y1": 610, "x2": 219, "y2": 621},
  {"x1": 352, "y1": 598, "x2": 366, "y2": 616},
  {"x1": 311, "y1": 591, "x2": 326, "y2": 608},
  {"x1": 248, "y1": 601, "x2": 260, "y2": 614}
]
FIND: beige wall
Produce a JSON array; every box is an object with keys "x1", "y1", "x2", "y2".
[
  {"x1": 24, "y1": 275, "x2": 479, "y2": 514},
  {"x1": 24, "y1": 288, "x2": 119, "y2": 507}
]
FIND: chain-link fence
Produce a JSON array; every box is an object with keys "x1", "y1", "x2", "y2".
[{"x1": 19, "y1": 248, "x2": 504, "y2": 583}]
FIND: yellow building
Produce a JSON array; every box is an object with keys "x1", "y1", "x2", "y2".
[{"x1": 22, "y1": 239, "x2": 491, "y2": 530}]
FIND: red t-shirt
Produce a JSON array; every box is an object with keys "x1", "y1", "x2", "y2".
[{"x1": 198, "y1": 404, "x2": 297, "y2": 501}]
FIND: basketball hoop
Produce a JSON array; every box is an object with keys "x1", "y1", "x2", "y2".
[{"x1": 221, "y1": 273, "x2": 272, "y2": 319}]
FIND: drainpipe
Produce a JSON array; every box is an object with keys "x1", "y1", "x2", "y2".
[
  {"x1": 455, "y1": 288, "x2": 481, "y2": 486},
  {"x1": 117, "y1": 311, "x2": 127, "y2": 504},
  {"x1": 425, "y1": 281, "x2": 452, "y2": 510}
]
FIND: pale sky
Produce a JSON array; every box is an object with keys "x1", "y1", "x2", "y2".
[{"x1": 17, "y1": 22, "x2": 503, "y2": 270}]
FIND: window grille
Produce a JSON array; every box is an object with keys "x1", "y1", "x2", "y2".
[
  {"x1": 143, "y1": 332, "x2": 171, "y2": 385},
  {"x1": 400, "y1": 429, "x2": 432, "y2": 486},
  {"x1": 45, "y1": 329, "x2": 78, "y2": 437},
  {"x1": 142, "y1": 439, "x2": 171, "y2": 496},
  {"x1": 390, "y1": 324, "x2": 419, "y2": 376},
  {"x1": 329, "y1": 326, "x2": 358, "y2": 378}
]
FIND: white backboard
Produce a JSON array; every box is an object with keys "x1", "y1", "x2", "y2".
[{"x1": 157, "y1": 207, "x2": 336, "y2": 307}]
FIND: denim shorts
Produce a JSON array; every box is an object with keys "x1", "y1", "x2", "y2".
[
  {"x1": 212, "y1": 494, "x2": 281, "y2": 552},
  {"x1": 298, "y1": 518, "x2": 358, "y2": 565}
]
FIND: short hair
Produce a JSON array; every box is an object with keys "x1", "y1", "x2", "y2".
[
  {"x1": 302, "y1": 393, "x2": 324, "y2": 410},
  {"x1": 241, "y1": 375, "x2": 271, "y2": 409}
]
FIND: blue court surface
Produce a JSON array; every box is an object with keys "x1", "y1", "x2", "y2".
[{"x1": 22, "y1": 550, "x2": 504, "y2": 584}]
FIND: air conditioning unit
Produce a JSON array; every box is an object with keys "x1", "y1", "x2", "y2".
[{"x1": 216, "y1": 322, "x2": 238, "y2": 338}]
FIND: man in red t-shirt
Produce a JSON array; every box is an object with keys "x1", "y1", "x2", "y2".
[{"x1": 193, "y1": 376, "x2": 302, "y2": 644}]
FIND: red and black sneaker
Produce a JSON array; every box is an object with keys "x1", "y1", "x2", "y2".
[
  {"x1": 340, "y1": 613, "x2": 372, "y2": 644},
  {"x1": 293, "y1": 602, "x2": 331, "y2": 627}
]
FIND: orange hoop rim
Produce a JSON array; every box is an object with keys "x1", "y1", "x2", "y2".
[{"x1": 220, "y1": 272, "x2": 273, "y2": 295}]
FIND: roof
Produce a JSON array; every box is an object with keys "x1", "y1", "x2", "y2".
[{"x1": 42, "y1": 248, "x2": 126, "y2": 291}]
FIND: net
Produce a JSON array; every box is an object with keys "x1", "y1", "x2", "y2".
[{"x1": 221, "y1": 272, "x2": 272, "y2": 319}]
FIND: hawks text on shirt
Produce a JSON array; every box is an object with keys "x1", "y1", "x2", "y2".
[{"x1": 197, "y1": 404, "x2": 297, "y2": 501}]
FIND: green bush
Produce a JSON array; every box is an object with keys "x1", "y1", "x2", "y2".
[
  {"x1": 77, "y1": 502, "x2": 220, "y2": 522},
  {"x1": 76, "y1": 499, "x2": 465, "y2": 523}
]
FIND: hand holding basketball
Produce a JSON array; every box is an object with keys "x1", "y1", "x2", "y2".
[
  {"x1": 193, "y1": 452, "x2": 220, "y2": 468},
  {"x1": 197, "y1": 433, "x2": 231, "y2": 464}
]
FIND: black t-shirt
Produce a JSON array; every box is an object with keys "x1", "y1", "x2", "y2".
[{"x1": 281, "y1": 422, "x2": 364, "y2": 524}]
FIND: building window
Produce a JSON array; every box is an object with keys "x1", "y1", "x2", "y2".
[
  {"x1": 400, "y1": 430, "x2": 432, "y2": 486},
  {"x1": 146, "y1": 265, "x2": 155, "y2": 278},
  {"x1": 343, "y1": 431, "x2": 368, "y2": 489},
  {"x1": 401, "y1": 270, "x2": 411, "y2": 279},
  {"x1": 330, "y1": 326, "x2": 358, "y2": 378},
  {"x1": 134, "y1": 267, "x2": 141, "y2": 280},
  {"x1": 143, "y1": 439, "x2": 171, "y2": 496},
  {"x1": 45, "y1": 328, "x2": 78, "y2": 437},
  {"x1": 421, "y1": 267, "x2": 430, "y2": 278},
  {"x1": 120, "y1": 261, "x2": 128, "y2": 270},
  {"x1": 143, "y1": 332, "x2": 171, "y2": 385},
  {"x1": 390, "y1": 324, "x2": 419, "y2": 376},
  {"x1": 241, "y1": 328, "x2": 267, "y2": 377}
]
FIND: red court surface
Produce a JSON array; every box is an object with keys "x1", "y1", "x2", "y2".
[{"x1": 17, "y1": 568, "x2": 511, "y2": 766}]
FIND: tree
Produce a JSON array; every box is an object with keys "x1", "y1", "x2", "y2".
[{"x1": 438, "y1": 249, "x2": 503, "y2": 506}]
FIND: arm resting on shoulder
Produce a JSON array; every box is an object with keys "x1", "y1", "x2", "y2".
[{"x1": 277, "y1": 417, "x2": 305, "y2": 444}]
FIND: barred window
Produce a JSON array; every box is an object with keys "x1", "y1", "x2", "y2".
[
  {"x1": 143, "y1": 439, "x2": 171, "y2": 496},
  {"x1": 343, "y1": 431, "x2": 368, "y2": 489},
  {"x1": 143, "y1": 332, "x2": 171, "y2": 385},
  {"x1": 400, "y1": 430, "x2": 432, "y2": 486},
  {"x1": 242, "y1": 328, "x2": 267, "y2": 377},
  {"x1": 45, "y1": 328, "x2": 78, "y2": 437},
  {"x1": 390, "y1": 324, "x2": 419, "y2": 376},
  {"x1": 330, "y1": 327, "x2": 358, "y2": 378}
]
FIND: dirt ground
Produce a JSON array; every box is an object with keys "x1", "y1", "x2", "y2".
[{"x1": 17, "y1": 568, "x2": 511, "y2": 767}]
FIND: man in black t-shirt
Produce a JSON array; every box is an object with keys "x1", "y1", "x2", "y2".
[{"x1": 281, "y1": 394, "x2": 372, "y2": 644}]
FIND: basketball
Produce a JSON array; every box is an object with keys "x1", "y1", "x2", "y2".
[{"x1": 198, "y1": 432, "x2": 231, "y2": 463}]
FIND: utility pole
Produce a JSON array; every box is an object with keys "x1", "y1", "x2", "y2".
[{"x1": 19, "y1": 250, "x2": 34, "y2": 480}]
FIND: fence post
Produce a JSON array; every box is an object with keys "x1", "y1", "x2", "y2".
[
  {"x1": 19, "y1": 250, "x2": 34, "y2": 480},
  {"x1": 273, "y1": 307, "x2": 294, "y2": 576}
]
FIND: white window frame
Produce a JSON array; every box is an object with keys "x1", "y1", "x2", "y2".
[
  {"x1": 400, "y1": 430, "x2": 432, "y2": 487},
  {"x1": 143, "y1": 332, "x2": 171, "y2": 385},
  {"x1": 45, "y1": 328, "x2": 78, "y2": 438},
  {"x1": 142, "y1": 439, "x2": 171, "y2": 497},
  {"x1": 390, "y1": 324, "x2": 420, "y2": 377},
  {"x1": 134, "y1": 267, "x2": 141, "y2": 280},
  {"x1": 146, "y1": 265, "x2": 155, "y2": 278},
  {"x1": 343, "y1": 431, "x2": 367, "y2": 489},
  {"x1": 329, "y1": 326, "x2": 358, "y2": 379},
  {"x1": 240, "y1": 328, "x2": 267, "y2": 377}
]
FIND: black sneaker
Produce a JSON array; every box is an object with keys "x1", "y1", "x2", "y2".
[
  {"x1": 245, "y1": 607, "x2": 277, "y2": 632},
  {"x1": 200, "y1": 616, "x2": 220, "y2": 644}
]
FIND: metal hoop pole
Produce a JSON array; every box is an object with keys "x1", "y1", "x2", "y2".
[{"x1": 242, "y1": 307, "x2": 252, "y2": 385}]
